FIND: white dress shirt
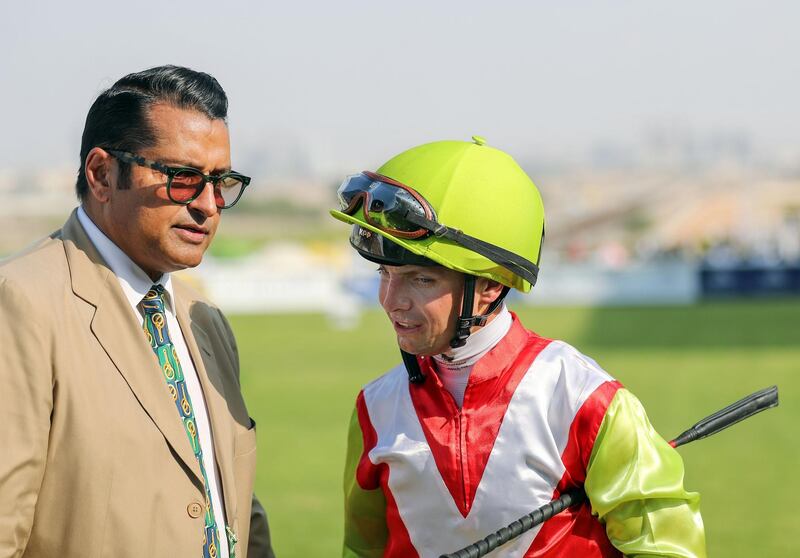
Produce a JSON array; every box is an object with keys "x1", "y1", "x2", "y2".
[{"x1": 77, "y1": 206, "x2": 229, "y2": 558}]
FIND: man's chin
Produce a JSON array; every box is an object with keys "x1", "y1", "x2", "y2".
[
  {"x1": 167, "y1": 245, "x2": 209, "y2": 270},
  {"x1": 396, "y1": 337, "x2": 443, "y2": 358},
  {"x1": 396, "y1": 336, "x2": 421, "y2": 355},
  {"x1": 144, "y1": 256, "x2": 203, "y2": 280}
]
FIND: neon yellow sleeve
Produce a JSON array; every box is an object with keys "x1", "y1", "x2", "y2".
[
  {"x1": 343, "y1": 405, "x2": 388, "y2": 558},
  {"x1": 585, "y1": 389, "x2": 707, "y2": 558}
]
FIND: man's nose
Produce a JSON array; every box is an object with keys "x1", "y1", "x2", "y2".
[
  {"x1": 188, "y1": 182, "x2": 220, "y2": 217},
  {"x1": 380, "y1": 277, "x2": 411, "y2": 312}
]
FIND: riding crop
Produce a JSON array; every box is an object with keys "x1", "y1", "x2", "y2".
[{"x1": 440, "y1": 385, "x2": 779, "y2": 558}]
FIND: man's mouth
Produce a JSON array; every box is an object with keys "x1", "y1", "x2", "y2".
[
  {"x1": 173, "y1": 224, "x2": 209, "y2": 243},
  {"x1": 392, "y1": 319, "x2": 421, "y2": 333}
]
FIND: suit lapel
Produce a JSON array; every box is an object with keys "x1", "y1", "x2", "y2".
[
  {"x1": 61, "y1": 211, "x2": 203, "y2": 485},
  {"x1": 174, "y1": 283, "x2": 238, "y2": 521}
]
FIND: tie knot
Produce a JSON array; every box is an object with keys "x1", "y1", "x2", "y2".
[{"x1": 142, "y1": 285, "x2": 167, "y2": 314}]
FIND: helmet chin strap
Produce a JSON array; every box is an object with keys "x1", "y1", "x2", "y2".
[
  {"x1": 401, "y1": 349, "x2": 426, "y2": 384},
  {"x1": 450, "y1": 276, "x2": 510, "y2": 349},
  {"x1": 401, "y1": 276, "x2": 510, "y2": 385}
]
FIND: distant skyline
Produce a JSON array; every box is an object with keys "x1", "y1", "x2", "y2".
[{"x1": 2, "y1": 0, "x2": 798, "y2": 177}]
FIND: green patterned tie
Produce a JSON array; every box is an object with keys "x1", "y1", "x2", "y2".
[{"x1": 142, "y1": 285, "x2": 227, "y2": 558}]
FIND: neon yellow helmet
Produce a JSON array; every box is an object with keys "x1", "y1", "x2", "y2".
[{"x1": 330, "y1": 136, "x2": 545, "y2": 293}]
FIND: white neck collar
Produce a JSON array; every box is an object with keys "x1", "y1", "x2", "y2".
[{"x1": 434, "y1": 305, "x2": 512, "y2": 371}]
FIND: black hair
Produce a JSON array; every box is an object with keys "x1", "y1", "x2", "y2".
[{"x1": 75, "y1": 65, "x2": 228, "y2": 200}]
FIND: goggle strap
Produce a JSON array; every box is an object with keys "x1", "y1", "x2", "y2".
[
  {"x1": 450, "y1": 228, "x2": 538, "y2": 285},
  {"x1": 404, "y1": 211, "x2": 540, "y2": 287}
]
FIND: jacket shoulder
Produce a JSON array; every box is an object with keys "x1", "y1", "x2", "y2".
[
  {"x1": 362, "y1": 364, "x2": 408, "y2": 403},
  {"x1": 173, "y1": 275, "x2": 230, "y2": 334},
  {"x1": 539, "y1": 339, "x2": 618, "y2": 385},
  {"x1": 173, "y1": 274, "x2": 216, "y2": 308},
  {"x1": 0, "y1": 231, "x2": 69, "y2": 296}
]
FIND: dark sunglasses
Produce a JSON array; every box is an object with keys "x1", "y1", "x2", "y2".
[
  {"x1": 105, "y1": 149, "x2": 250, "y2": 209},
  {"x1": 337, "y1": 171, "x2": 540, "y2": 286}
]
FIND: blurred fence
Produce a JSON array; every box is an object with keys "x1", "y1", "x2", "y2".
[{"x1": 186, "y1": 256, "x2": 800, "y2": 315}]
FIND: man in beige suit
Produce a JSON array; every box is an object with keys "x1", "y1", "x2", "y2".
[{"x1": 0, "y1": 66, "x2": 274, "y2": 557}]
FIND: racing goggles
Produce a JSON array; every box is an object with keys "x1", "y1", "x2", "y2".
[{"x1": 337, "y1": 171, "x2": 540, "y2": 286}]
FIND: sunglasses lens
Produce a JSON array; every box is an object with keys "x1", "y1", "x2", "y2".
[
  {"x1": 169, "y1": 171, "x2": 247, "y2": 208},
  {"x1": 216, "y1": 175, "x2": 246, "y2": 208},
  {"x1": 169, "y1": 170, "x2": 204, "y2": 202}
]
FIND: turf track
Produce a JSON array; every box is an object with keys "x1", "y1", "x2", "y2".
[{"x1": 231, "y1": 299, "x2": 799, "y2": 557}]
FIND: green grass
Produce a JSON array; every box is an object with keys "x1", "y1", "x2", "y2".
[
  {"x1": 231, "y1": 299, "x2": 800, "y2": 557},
  {"x1": 208, "y1": 236, "x2": 267, "y2": 259}
]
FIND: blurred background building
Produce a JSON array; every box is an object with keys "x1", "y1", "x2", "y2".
[{"x1": 2, "y1": 0, "x2": 798, "y2": 313}]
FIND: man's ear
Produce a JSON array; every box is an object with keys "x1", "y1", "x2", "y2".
[
  {"x1": 474, "y1": 278, "x2": 506, "y2": 315},
  {"x1": 84, "y1": 148, "x2": 115, "y2": 204}
]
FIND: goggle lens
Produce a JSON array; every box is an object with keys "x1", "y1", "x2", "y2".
[
  {"x1": 337, "y1": 172, "x2": 432, "y2": 237},
  {"x1": 337, "y1": 173, "x2": 376, "y2": 210},
  {"x1": 368, "y1": 188, "x2": 426, "y2": 232}
]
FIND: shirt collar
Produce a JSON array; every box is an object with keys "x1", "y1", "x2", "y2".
[
  {"x1": 419, "y1": 311, "x2": 535, "y2": 386},
  {"x1": 77, "y1": 206, "x2": 176, "y2": 315}
]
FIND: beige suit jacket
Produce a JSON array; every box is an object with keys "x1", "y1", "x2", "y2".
[{"x1": 0, "y1": 211, "x2": 273, "y2": 558}]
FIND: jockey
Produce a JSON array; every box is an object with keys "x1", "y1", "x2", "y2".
[{"x1": 331, "y1": 137, "x2": 706, "y2": 558}]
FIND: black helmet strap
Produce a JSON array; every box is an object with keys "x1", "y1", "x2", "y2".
[
  {"x1": 449, "y1": 277, "x2": 511, "y2": 349},
  {"x1": 401, "y1": 278, "x2": 510, "y2": 385},
  {"x1": 401, "y1": 349, "x2": 426, "y2": 384}
]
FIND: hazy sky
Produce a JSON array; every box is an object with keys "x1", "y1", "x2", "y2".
[{"x1": 2, "y1": 0, "x2": 798, "y2": 174}]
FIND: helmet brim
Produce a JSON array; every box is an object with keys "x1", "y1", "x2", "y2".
[{"x1": 330, "y1": 207, "x2": 532, "y2": 292}]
